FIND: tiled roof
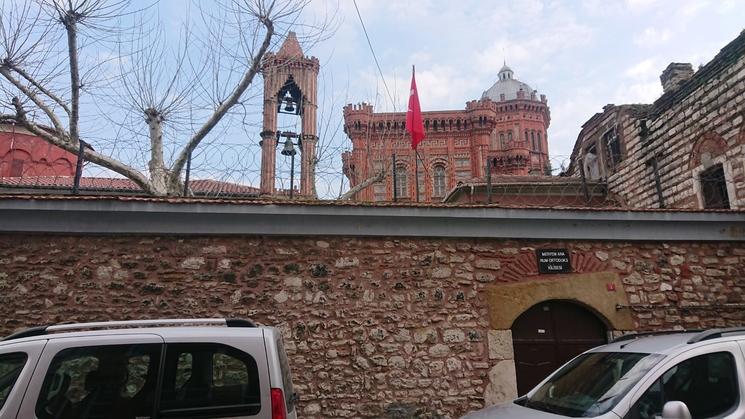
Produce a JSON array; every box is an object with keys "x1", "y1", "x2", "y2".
[
  {"x1": 0, "y1": 194, "x2": 742, "y2": 214},
  {"x1": 0, "y1": 176, "x2": 259, "y2": 196},
  {"x1": 276, "y1": 31, "x2": 304, "y2": 58}
]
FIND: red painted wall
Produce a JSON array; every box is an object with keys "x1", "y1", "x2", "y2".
[{"x1": 0, "y1": 125, "x2": 76, "y2": 177}]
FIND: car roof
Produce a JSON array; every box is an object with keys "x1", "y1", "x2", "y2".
[
  {"x1": 591, "y1": 333, "x2": 696, "y2": 355},
  {"x1": 589, "y1": 328, "x2": 745, "y2": 355},
  {"x1": 0, "y1": 319, "x2": 275, "y2": 347}
]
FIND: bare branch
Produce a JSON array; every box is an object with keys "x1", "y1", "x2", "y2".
[
  {"x1": 169, "y1": 6, "x2": 275, "y2": 183},
  {"x1": 8, "y1": 63, "x2": 70, "y2": 115},
  {"x1": 11, "y1": 96, "x2": 154, "y2": 193},
  {"x1": 339, "y1": 170, "x2": 386, "y2": 200},
  {"x1": 60, "y1": 7, "x2": 81, "y2": 143},
  {"x1": 0, "y1": 65, "x2": 66, "y2": 135}
]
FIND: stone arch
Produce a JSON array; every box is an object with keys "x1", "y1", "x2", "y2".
[
  {"x1": 689, "y1": 131, "x2": 727, "y2": 169},
  {"x1": 482, "y1": 272, "x2": 633, "y2": 406},
  {"x1": 486, "y1": 272, "x2": 633, "y2": 331}
]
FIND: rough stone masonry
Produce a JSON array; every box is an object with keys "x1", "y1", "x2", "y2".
[{"x1": 1, "y1": 234, "x2": 744, "y2": 418}]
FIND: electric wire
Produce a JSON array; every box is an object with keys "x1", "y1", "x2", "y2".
[{"x1": 351, "y1": 0, "x2": 396, "y2": 112}]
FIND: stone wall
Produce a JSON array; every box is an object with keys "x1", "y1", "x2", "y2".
[{"x1": 1, "y1": 234, "x2": 744, "y2": 418}]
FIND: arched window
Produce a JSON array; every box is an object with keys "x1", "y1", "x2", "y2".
[
  {"x1": 507, "y1": 131, "x2": 513, "y2": 142},
  {"x1": 433, "y1": 165, "x2": 447, "y2": 198},
  {"x1": 524, "y1": 130, "x2": 529, "y2": 142},
  {"x1": 395, "y1": 166, "x2": 408, "y2": 198},
  {"x1": 500, "y1": 133, "x2": 505, "y2": 148},
  {"x1": 537, "y1": 132, "x2": 542, "y2": 152},
  {"x1": 531, "y1": 131, "x2": 536, "y2": 150}
]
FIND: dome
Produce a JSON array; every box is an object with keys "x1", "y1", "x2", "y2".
[{"x1": 481, "y1": 64, "x2": 537, "y2": 102}]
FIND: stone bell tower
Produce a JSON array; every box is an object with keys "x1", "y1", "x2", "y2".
[{"x1": 260, "y1": 32, "x2": 320, "y2": 197}]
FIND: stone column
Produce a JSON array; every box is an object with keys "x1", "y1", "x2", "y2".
[
  {"x1": 484, "y1": 329, "x2": 518, "y2": 406},
  {"x1": 300, "y1": 135, "x2": 317, "y2": 197},
  {"x1": 260, "y1": 132, "x2": 277, "y2": 195}
]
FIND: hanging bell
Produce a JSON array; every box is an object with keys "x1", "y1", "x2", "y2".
[
  {"x1": 281, "y1": 137, "x2": 296, "y2": 156},
  {"x1": 284, "y1": 98, "x2": 295, "y2": 113}
]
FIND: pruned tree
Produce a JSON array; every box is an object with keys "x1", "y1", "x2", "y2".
[{"x1": 0, "y1": 0, "x2": 330, "y2": 196}]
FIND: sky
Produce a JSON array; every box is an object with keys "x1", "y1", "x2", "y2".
[
  {"x1": 5, "y1": 0, "x2": 743, "y2": 197},
  {"x1": 301, "y1": 0, "x2": 745, "y2": 169}
]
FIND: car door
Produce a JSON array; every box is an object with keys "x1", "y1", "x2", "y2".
[
  {"x1": 0, "y1": 340, "x2": 46, "y2": 419},
  {"x1": 16, "y1": 333, "x2": 164, "y2": 419},
  {"x1": 619, "y1": 342, "x2": 745, "y2": 419},
  {"x1": 157, "y1": 330, "x2": 272, "y2": 419}
]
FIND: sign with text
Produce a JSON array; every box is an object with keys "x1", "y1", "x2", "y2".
[{"x1": 536, "y1": 249, "x2": 572, "y2": 274}]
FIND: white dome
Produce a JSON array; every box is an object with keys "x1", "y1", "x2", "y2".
[{"x1": 481, "y1": 65, "x2": 537, "y2": 102}]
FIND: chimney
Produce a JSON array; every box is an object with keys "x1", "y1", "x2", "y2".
[{"x1": 660, "y1": 63, "x2": 694, "y2": 94}]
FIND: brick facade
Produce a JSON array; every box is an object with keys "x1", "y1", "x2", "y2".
[
  {"x1": 568, "y1": 30, "x2": 745, "y2": 210},
  {"x1": 3, "y1": 233, "x2": 744, "y2": 418},
  {"x1": 342, "y1": 66, "x2": 550, "y2": 203},
  {"x1": 0, "y1": 124, "x2": 77, "y2": 178}
]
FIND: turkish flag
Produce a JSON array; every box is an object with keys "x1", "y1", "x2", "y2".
[{"x1": 406, "y1": 66, "x2": 425, "y2": 150}]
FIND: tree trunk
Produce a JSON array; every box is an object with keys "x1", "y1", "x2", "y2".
[{"x1": 145, "y1": 108, "x2": 168, "y2": 195}]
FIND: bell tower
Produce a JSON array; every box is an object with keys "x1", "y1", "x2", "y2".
[{"x1": 260, "y1": 32, "x2": 320, "y2": 197}]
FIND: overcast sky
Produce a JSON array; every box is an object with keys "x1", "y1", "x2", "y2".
[{"x1": 302, "y1": 0, "x2": 745, "y2": 168}]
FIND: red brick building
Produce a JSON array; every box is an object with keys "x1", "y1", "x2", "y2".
[
  {"x1": 342, "y1": 65, "x2": 551, "y2": 202},
  {"x1": 0, "y1": 124, "x2": 76, "y2": 178}
]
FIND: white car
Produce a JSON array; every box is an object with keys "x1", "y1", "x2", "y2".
[
  {"x1": 463, "y1": 328, "x2": 745, "y2": 419},
  {"x1": 0, "y1": 318, "x2": 298, "y2": 419}
]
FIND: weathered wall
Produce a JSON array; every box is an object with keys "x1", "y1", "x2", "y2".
[
  {"x1": 570, "y1": 32, "x2": 745, "y2": 210},
  {"x1": 1, "y1": 235, "x2": 744, "y2": 418}
]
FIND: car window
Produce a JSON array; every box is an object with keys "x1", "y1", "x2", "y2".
[
  {"x1": 626, "y1": 351, "x2": 739, "y2": 419},
  {"x1": 159, "y1": 343, "x2": 261, "y2": 418},
  {"x1": 35, "y1": 343, "x2": 162, "y2": 419},
  {"x1": 522, "y1": 351, "x2": 664, "y2": 417},
  {"x1": 0, "y1": 352, "x2": 27, "y2": 411}
]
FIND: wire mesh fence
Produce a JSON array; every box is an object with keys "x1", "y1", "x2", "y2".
[{"x1": 0, "y1": 142, "x2": 741, "y2": 210}]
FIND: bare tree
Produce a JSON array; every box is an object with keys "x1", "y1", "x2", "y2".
[{"x1": 0, "y1": 0, "x2": 329, "y2": 196}]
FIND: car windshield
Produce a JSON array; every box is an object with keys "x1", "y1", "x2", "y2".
[{"x1": 521, "y1": 351, "x2": 664, "y2": 417}]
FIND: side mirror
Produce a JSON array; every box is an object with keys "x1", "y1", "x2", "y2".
[{"x1": 660, "y1": 401, "x2": 692, "y2": 419}]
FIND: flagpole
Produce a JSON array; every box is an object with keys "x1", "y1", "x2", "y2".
[{"x1": 415, "y1": 149, "x2": 419, "y2": 202}]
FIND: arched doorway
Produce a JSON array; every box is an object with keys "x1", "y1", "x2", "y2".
[{"x1": 511, "y1": 300, "x2": 607, "y2": 395}]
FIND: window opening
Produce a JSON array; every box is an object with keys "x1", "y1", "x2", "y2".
[
  {"x1": 433, "y1": 165, "x2": 447, "y2": 197},
  {"x1": 395, "y1": 166, "x2": 408, "y2": 198},
  {"x1": 700, "y1": 164, "x2": 730, "y2": 209}
]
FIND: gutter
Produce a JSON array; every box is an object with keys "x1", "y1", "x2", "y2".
[{"x1": 0, "y1": 197, "x2": 743, "y2": 241}]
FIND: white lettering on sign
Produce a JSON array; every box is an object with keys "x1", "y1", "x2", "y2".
[
  {"x1": 537, "y1": 329, "x2": 546, "y2": 334},
  {"x1": 536, "y1": 249, "x2": 571, "y2": 274}
]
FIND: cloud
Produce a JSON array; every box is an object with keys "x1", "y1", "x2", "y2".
[
  {"x1": 625, "y1": 0, "x2": 660, "y2": 11},
  {"x1": 613, "y1": 81, "x2": 663, "y2": 104},
  {"x1": 624, "y1": 58, "x2": 660, "y2": 79},
  {"x1": 634, "y1": 27, "x2": 672, "y2": 47}
]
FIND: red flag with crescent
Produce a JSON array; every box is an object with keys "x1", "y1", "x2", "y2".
[{"x1": 406, "y1": 66, "x2": 425, "y2": 150}]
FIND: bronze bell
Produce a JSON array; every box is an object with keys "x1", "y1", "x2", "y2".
[
  {"x1": 281, "y1": 137, "x2": 296, "y2": 156},
  {"x1": 284, "y1": 98, "x2": 295, "y2": 113}
]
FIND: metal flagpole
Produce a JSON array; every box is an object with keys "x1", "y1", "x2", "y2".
[
  {"x1": 392, "y1": 153, "x2": 398, "y2": 202},
  {"x1": 415, "y1": 150, "x2": 420, "y2": 202}
]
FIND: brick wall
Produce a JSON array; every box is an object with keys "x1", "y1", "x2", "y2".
[
  {"x1": 1, "y1": 234, "x2": 744, "y2": 418},
  {"x1": 568, "y1": 32, "x2": 745, "y2": 210}
]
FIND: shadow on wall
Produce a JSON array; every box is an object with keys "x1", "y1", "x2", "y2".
[{"x1": 384, "y1": 403, "x2": 446, "y2": 419}]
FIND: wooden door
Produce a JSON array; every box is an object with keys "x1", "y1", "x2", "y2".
[{"x1": 511, "y1": 300, "x2": 607, "y2": 395}]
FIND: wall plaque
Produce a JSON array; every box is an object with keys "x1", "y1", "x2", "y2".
[{"x1": 536, "y1": 249, "x2": 572, "y2": 274}]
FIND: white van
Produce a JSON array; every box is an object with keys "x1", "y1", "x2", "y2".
[
  {"x1": 0, "y1": 318, "x2": 298, "y2": 419},
  {"x1": 463, "y1": 328, "x2": 745, "y2": 419}
]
